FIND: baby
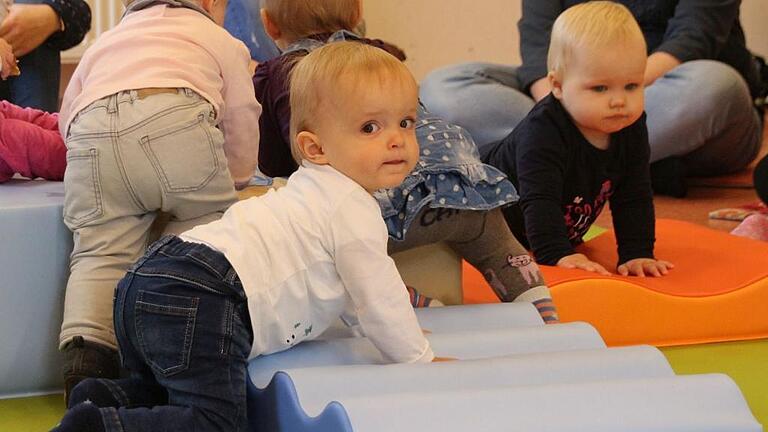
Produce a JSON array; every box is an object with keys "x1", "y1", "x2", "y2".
[
  {"x1": 485, "y1": 1, "x2": 673, "y2": 277},
  {"x1": 58, "y1": 0, "x2": 261, "y2": 403},
  {"x1": 54, "y1": 42, "x2": 438, "y2": 432}
]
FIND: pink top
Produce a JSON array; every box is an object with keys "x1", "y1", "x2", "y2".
[{"x1": 59, "y1": 5, "x2": 261, "y2": 185}]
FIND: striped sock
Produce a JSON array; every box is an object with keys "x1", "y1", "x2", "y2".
[
  {"x1": 406, "y1": 285, "x2": 444, "y2": 308},
  {"x1": 532, "y1": 298, "x2": 559, "y2": 324}
]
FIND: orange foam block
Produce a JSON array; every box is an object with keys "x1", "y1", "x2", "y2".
[{"x1": 462, "y1": 219, "x2": 768, "y2": 347}]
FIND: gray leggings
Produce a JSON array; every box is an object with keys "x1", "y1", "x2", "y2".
[{"x1": 388, "y1": 207, "x2": 550, "y2": 302}]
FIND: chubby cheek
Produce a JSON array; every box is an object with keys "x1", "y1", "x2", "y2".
[{"x1": 630, "y1": 95, "x2": 645, "y2": 118}]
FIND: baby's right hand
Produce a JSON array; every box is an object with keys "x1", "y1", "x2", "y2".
[{"x1": 557, "y1": 253, "x2": 611, "y2": 275}]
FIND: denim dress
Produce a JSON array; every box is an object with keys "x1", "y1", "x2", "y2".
[
  {"x1": 376, "y1": 106, "x2": 518, "y2": 240},
  {"x1": 284, "y1": 31, "x2": 519, "y2": 240}
]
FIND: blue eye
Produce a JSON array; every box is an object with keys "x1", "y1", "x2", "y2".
[
  {"x1": 625, "y1": 83, "x2": 640, "y2": 91},
  {"x1": 591, "y1": 85, "x2": 608, "y2": 93},
  {"x1": 400, "y1": 118, "x2": 415, "y2": 129},
  {"x1": 361, "y1": 122, "x2": 380, "y2": 134}
]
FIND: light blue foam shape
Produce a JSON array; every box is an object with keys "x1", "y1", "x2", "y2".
[
  {"x1": 318, "y1": 302, "x2": 543, "y2": 340},
  {"x1": 0, "y1": 180, "x2": 71, "y2": 397},
  {"x1": 249, "y1": 322, "x2": 604, "y2": 387},
  {"x1": 247, "y1": 371, "x2": 353, "y2": 432},
  {"x1": 281, "y1": 345, "x2": 674, "y2": 418},
  {"x1": 340, "y1": 374, "x2": 762, "y2": 432}
]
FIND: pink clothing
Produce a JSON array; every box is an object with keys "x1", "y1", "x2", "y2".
[
  {"x1": 59, "y1": 5, "x2": 261, "y2": 185},
  {"x1": 0, "y1": 101, "x2": 66, "y2": 182}
]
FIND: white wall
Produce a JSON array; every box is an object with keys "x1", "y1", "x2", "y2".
[{"x1": 364, "y1": 0, "x2": 768, "y2": 81}]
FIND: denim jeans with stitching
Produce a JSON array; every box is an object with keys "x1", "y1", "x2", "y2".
[
  {"x1": 97, "y1": 235, "x2": 253, "y2": 432},
  {"x1": 60, "y1": 89, "x2": 238, "y2": 351}
]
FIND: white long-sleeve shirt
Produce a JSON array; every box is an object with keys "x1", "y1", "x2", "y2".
[
  {"x1": 181, "y1": 163, "x2": 434, "y2": 363},
  {"x1": 59, "y1": 5, "x2": 261, "y2": 185}
]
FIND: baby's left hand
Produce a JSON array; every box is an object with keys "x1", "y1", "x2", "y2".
[{"x1": 617, "y1": 258, "x2": 674, "y2": 277}]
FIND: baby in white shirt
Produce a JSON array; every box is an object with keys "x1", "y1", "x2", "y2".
[{"x1": 55, "y1": 41, "x2": 439, "y2": 432}]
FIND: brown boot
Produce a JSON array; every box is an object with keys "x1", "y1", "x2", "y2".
[{"x1": 62, "y1": 336, "x2": 120, "y2": 407}]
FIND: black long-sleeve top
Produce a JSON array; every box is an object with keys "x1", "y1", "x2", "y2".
[
  {"x1": 517, "y1": 0, "x2": 762, "y2": 98},
  {"x1": 482, "y1": 94, "x2": 656, "y2": 266},
  {"x1": 32, "y1": 0, "x2": 92, "y2": 51}
]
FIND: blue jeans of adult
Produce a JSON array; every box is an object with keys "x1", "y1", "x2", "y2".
[
  {"x1": 420, "y1": 60, "x2": 762, "y2": 177},
  {"x1": 223, "y1": 0, "x2": 280, "y2": 62},
  {"x1": 0, "y1": 43, "x2": 60, "y2": 112},
  {"x1": 95, "y1": 236, "x2": 253, "y2": 432}
]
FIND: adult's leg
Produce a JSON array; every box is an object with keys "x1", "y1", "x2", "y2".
[
  {"x1": 646, "y1": 60, "x2": 762, "y2": 176},
  {"x1": 419, "y1": 62, "x2": 535, "y2": 151},
  {"x1": 9, "y1": 44, "x2": 61, "y2": 112},
  {"x1": 223, "y1": 0, "x2": 280, "y2": 62}
]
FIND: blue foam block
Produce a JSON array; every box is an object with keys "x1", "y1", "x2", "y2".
[
  {"x1": 0, "y1": 180, "x2": 71, "y2": 397},
  {"x1": 246, "y1": 303, "x2": 762, "y2": 431}
]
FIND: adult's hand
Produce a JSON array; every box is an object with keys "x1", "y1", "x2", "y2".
[
  {"x1": 644, "y1": 52, "x2": 681, "y2": 86},
  {"x1": 0, "y1": 4, "x2": 61, "y2": 57},
  {"x1": 529, "y1": 77, "x2": 551, "y2": 102}
]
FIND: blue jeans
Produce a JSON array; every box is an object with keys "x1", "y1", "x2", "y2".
[
  {"x1": 420, "y1": 60, "x2": 762, "y2": 176},
  {"x1": 223, "y1": 0, "x2": 280, "y2": 62},
  {"x1": 100, "y1": 236, "x2": 253, "y2": 432},
  {"x1": 0, "y1": 43, "x2": 60, "y2": 112}
]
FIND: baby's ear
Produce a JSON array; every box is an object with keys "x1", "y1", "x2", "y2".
[
  {"x1": 548, "y1": 71, "x2": 563, "y2": 99},
  {"x1": 296, "y1": 131, "x2": 328, "y2": 165},
  {"x1": 260, "y1": 8, "x2": 282, "y2": 42}
]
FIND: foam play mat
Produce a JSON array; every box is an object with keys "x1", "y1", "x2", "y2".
[
  {"x1": 463, "y1": 219, "x2": 768, "y2": 347},
  {"x1": 245, "y1": 303, "x2": 762, "y2": 431},
  {"x1": 662, "y1": 339, "x2": 768, "y2": 428}
]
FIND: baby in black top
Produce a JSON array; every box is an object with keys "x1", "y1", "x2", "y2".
[{"x1": 483, "y1": 1, "x2": 673, "y2": 277}]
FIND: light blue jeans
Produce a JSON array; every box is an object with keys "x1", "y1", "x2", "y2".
[
  {"x1": 60, "y1": 89, "x2": 238, "y2": 351},
  {"x1": 420, "y1": 60, "x2": 762, "y2": 176}
]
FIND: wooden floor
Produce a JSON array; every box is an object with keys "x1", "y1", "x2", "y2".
[{"x1": 597, "y1": 113, "x2": 768, "y2": 233}]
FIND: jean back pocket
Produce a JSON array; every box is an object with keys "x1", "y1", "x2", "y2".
[
  {"x1": 63, "y1": 147, "x2": 103, "y2": 227},
  {"x1": 140, "y1": 114, "x2": 220, "y2": 193},
  {"x1": 135, "y1": 290, "x2": 198, "y2": 376}
]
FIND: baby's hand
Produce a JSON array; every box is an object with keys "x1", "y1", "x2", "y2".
[
  {"x1": 557, "y1": 253, "x2": 611, "y2": 275},
  {"x1": 617, "y1": 258, "x2": 674, "y2": 277}
]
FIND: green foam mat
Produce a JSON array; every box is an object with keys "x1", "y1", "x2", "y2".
[
  {"x1": 662, "y1": 338, "x2": 768, "y2": 427},
  {"x1": 0, "y1": 393, "x2": 65, "y2": 432}
]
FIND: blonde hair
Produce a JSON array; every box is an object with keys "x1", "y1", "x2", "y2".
[
  {"x1": 289, "y1": 41, "x2": 415, "y2": 164},
  {"x1": 262, "y1": 0, "x2": 361, "y2": 42},
  {"x1": 547, "y1": 1, "x2": 645, "y2": 77}
]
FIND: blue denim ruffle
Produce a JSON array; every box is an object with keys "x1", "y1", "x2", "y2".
[{"x1": 375, "y1": 106, "x2": 518, "y2": 240}]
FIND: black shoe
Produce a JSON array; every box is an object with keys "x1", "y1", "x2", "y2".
[
  {"x1": 650, "y1": 156, "x2": 687, "y2": 198},
  {"x1": 755, "y1": 154, "x2": 768, "y2": 206},
  {"x1": 62, "y1": 336, "x2": 120, "y2": 407},
  {"x1": 51, "y1": 401, "x2": 106, "y2": 432}
]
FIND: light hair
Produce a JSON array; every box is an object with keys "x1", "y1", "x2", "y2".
[
  {"x1": 288, "y1": 41, "x2": 415, "y2": 164},
  {"x1": 547, "y1": 1, "x2": 645, "y2": 77},
  {"x1": 262, "y1": 0, "x2": 361, "y2": 42}
]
